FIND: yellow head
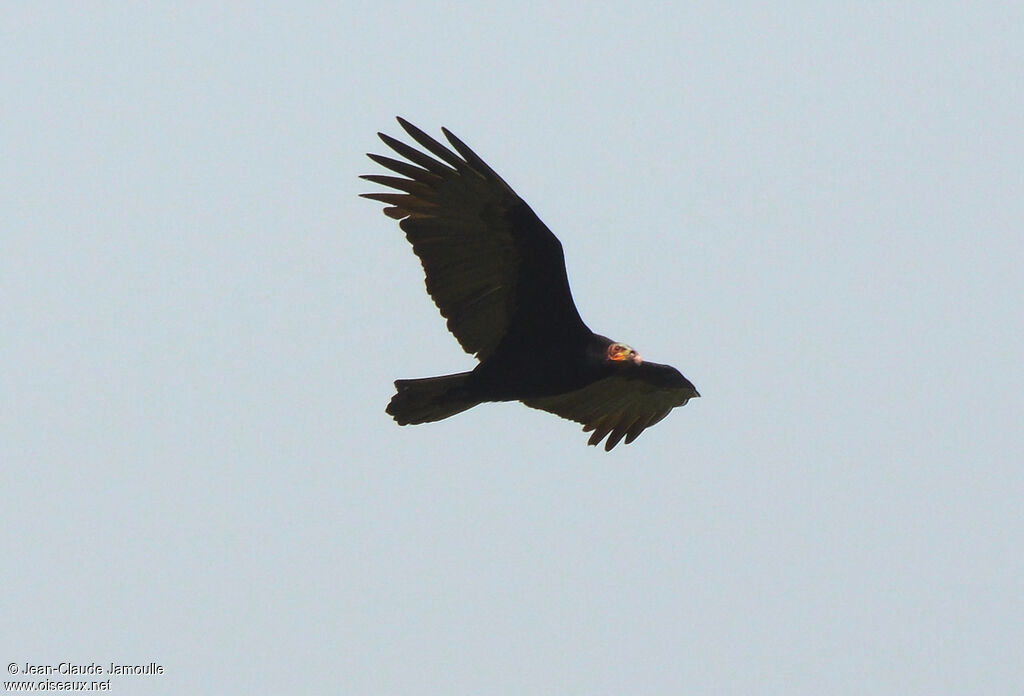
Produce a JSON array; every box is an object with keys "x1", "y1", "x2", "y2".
[{"x1": 607, "y1": 342, "x2": 642, "y2": 365}]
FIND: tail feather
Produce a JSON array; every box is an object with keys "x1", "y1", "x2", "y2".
[{"x1": 386, "y1": 372, "x2": 479, "y2": 425}]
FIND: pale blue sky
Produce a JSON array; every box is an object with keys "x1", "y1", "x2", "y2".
[{"x1": 3, "y1": 3, "x2": 1023, "y2": 694}]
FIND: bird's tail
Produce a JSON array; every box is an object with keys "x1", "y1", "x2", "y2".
[{"x1": 386, "y1": 372, "x2": 479, "y2": 425}]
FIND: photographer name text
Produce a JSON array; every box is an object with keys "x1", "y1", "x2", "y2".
[{"x1": 14, "y1": 663, "x2": 163, "y2": 676}]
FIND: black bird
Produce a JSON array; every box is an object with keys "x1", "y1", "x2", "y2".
[{"x1": 361, "y1": 118, "x2": 699, "y2": 450}]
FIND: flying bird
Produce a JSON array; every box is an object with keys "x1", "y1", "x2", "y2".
[{"x1": 361, "y1": 118, "x2": 699, "y2": 450}]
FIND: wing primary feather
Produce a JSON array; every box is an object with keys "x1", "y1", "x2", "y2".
[
  {"x1": 587, "y1": 421, "x2": 615, "y2": 447},
  {"x1": 366, "y1": 153, "x2": 440, "y2": 182},
  {"x1": 359, "y1": 192, "x2": 437, "y2": 215},
  {"x1": 396, "y1": 117, "x2": 469, "y2": 171},
  {"x1": 646, "y1": 409, "x2": 671, "y2": 428},
  {"x1": 442, "y1": 127, "x2": 508, "y2": 185},
  {"x1": 604, "y1": 428, "x2": 629, "y2": 451},
  {"x1": 623, "y1": 415, "x2": 654, "y2": 445},
  {"x1": 360, "y1": 174, "x2": 432, "y2": 196},
  {"x1": 378, "y1": 132, "x2": 455, "y2": 176},
  {"x1": 623, "y1": 409, "x2": 671, "y2": 445}
]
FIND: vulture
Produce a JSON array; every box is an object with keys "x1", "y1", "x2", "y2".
[{"x1": 361, "y1": 118, "x2": 699, "y2": 450}]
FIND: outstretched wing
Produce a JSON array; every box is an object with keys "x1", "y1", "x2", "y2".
[
  {"x1": 523, "y1": 362, "x2": 699, "y2": 451},
  {"x1": 361, "y1": 118, "x2": 589, "y2": 361}
]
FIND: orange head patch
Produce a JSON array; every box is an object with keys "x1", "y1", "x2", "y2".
[{"x1": 607, "y1": 342, "x2": 642, "y2": 365}]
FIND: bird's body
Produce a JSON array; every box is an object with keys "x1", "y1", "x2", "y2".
[
  {"x1": 362, "y1": 118, "x2": 698, "y2": 450},
  {"x1": 469, "y1": 332, "x2": 608, "y2": 400}
]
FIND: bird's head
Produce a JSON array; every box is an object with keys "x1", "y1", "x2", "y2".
[{"x1": 606, "y1": 342, "x2": 642, "y2": 365}]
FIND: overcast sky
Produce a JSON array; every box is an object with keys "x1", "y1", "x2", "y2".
[{"x1": 3, "y1": 3, "x2": 1023, "y2": 695}]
